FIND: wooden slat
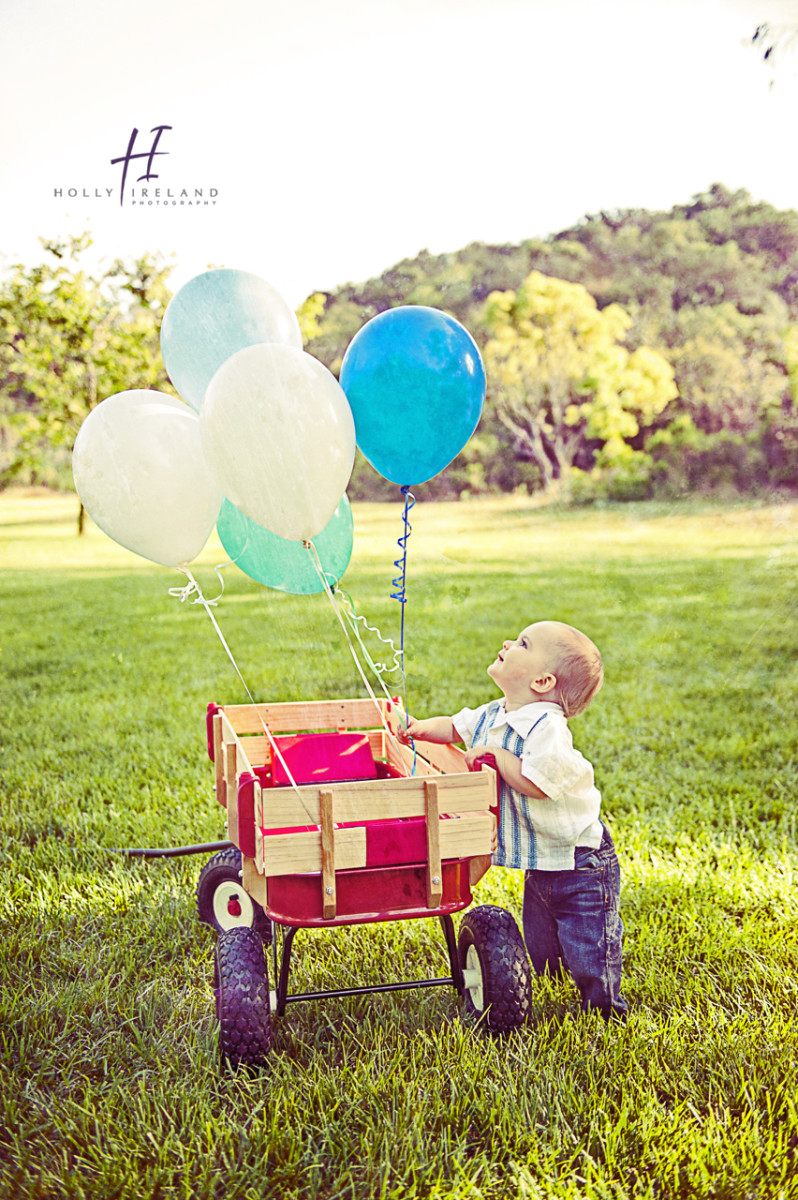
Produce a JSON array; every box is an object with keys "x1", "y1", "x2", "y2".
[
  {"x1": 368, "y1": 730, "x2": 386, "y2": 758},
  {"x1": 439, "y1": 812, "x2": 493, "y2": 859},
  {"x1": 425, "y1": 780, "x2": 442, "y2": 907},
  {"x1": 232, "y1": 736, "x2": 272, "y2": 768},
  {"x1": 224, "y1": 741, "x2": 238, "y2": 844},
  {"x1": 258, "y1": 771, "x2": 493, "y2": 829},
  {"x1": 320, "y1": 790, "x2": 336, "y2": 919},
  {"x1": 381, "y1": 702, "x2": 475, "y2": 776},
  {"x1": 386, "y1": 736, "x2": 440, "y2": 778},
  {"x1": 469, "y1": 853, "x2": 493, "y2": 888},
  {"x1": 254, "y1": 814, "x2": 490, "y2": 880},
  {"x1": 220, "y1": 699, "x2": 387, "y2": 736},
  {"x1": 475, "y1": 761, "x2": 498, "y2": 807},
  {"x1": 246, "y1": 746, "x2": 272, "y2": 768},
  {"x1": 213, "y1": 714, "x2": 226, "y2": 808},
  {"x1": 218, "y1": 707, "x2": 240, "y2": 749},
  {"x1": 216, "y1": 707, "x2": 257, "y2": 776},
  {"x1": 252, "y1": 780, "x2": 264, "y2": 874},
  {"x1": 416, "y1": 741, "x2": 471, "y2": 776},
  {"x1": 260, "y1": 826, "x2": 366, "y2": 876},
  {"x1": 242, "y1": 854, "x2": 268, "y2": 908},
  {"x1": 384, "y1": 734, "x2": 472, "y2": 779},
  {"x1": 254, "y1": 779, "x2": 264, "y2": 875}
]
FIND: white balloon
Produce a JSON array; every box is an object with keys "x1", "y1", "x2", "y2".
[
  {"x1": 200, "y1": 344, "x2": 356, "y2": 541},
  {"x1": 72, "y1": 390, "x2": 223, "y2": 567}
]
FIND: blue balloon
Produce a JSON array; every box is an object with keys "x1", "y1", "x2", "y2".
[
  {"x1": 160, "y1": 269, "x2": 302, "y2": 412},
  {"x1": 217, "y1": 495, "x2": 353, "y2": 595},
  {"x1": 339, "y1": 306, "x2": 486, "y2": 486}
]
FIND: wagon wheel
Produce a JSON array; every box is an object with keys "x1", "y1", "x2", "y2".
[
  {"x1": 458, "y1": 905, "x2": 532, "y2": 1033},
  {"x1": 197, "y1": 846, "x2": 272, "y2": 943},
  {"x1": 215, "y1": 927, "x2": 273, "y2": 1069}
]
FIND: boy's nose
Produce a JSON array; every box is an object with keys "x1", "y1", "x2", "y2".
[{"x1": 503, "y1": 639, "x2": 512, "y2": 649}]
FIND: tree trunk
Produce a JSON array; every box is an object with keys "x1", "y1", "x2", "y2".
[
  {"x1": 496, "y1": 406, "x2": 558, "y2": 490},
  {"x1": 78, "y1": 500, "x2": 85, "y2": 536}
]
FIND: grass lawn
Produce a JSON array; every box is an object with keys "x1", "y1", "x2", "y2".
[{"x1": 1, "y1": 489, "x2": 797, "y2": 1200}]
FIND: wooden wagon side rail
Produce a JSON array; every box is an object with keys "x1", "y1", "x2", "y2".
[
  {"x1": 220, "y1": 698, "x2": 390, "y2": 736},
  {"x1": 211, "y1": 699, "x2": 497, "y2": 922},
  {"x1": 254, "y1": 770, "x2": 491, "y2": 828},
  {"x1": 211, "y1": 698, "x2": 462, "y2": 785}
]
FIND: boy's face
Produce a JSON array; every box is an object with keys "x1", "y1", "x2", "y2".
[{"x1": 487, "y1": 622, "x2": 558, "y2": 706}]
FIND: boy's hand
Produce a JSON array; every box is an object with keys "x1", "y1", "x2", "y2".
[
  {"x1": 464, "y1": 745, "x2": 493, "y2": 771},
  {"x1": 396, "y1": 716, "x2": 458, "y2": 746},
  {"x1": 466, "y1": 745, "x2": 550, "y2": 800},
  {"x1": 397, "y1": 718, "x2": 417, "y2": 746}
]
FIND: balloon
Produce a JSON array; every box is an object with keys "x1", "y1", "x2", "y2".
[
  {"x1": 200, "y1": 343, "x2": 356, "y2": 542},
  {"x1": 160, "y1": 269, "x2": 303, "y2": 411},
  {"x1": 217, "y1": 494, "x2": 353, "y2": 594},
  {"x1": 72, "y1": 390, "x2": 223, "y2": 567},
  {"x1": 339, "y1": 305, "x2": 486, "y2": 486}
]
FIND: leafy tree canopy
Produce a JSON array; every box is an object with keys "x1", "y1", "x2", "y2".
[
  {"x1": 305, "y1": 184, "x2": 798, "y2": 499},
  {"x1": 0, "y1": 233, "x2": 175, "y2": 513},
  {"x1": 3, "y1": 185, "x2": 797, "y2": 507},
  {"x1": 482, "y1": 272, "x2": 676, "y2": 490}
]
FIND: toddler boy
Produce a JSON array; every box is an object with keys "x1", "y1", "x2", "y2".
[{"x1": 398, "y1": 620, "x2": 627, "y2": 1022}]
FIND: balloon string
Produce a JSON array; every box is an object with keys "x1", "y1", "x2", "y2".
[
  {"x1": 169, "y1": 567, "x2": 316, "y2": 822},
  {"x1": 303, "y1": 540, "x2": 389, "y2": 714},
  {"x1": 390, "y1": 486, "x2": 415, "y2": 703},
  {"x1": 333, "y1": 587, "x2": 404, "y2": 681},
  {"x1": 170, "y1": 567, "x2": 256, "y2": 702},
  {"x1": 303, "y1": 540, "x2": 414, "y2": 771},
  {"x1": 332, "y1": 586, "x2": 416, "y2": 776}
]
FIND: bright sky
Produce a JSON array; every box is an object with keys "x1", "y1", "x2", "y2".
[{"x1": 2, "y1": 0, "x2": 798, "y2": 308}]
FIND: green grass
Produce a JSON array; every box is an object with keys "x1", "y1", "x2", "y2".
[{"x1": 1, "y1": 489, "x2": 798, "y2": 1200}]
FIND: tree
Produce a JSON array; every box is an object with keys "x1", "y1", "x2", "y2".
[
  {"x1": 286, "y1": 186, "x2": 798, "y2": 499},
  {"x1": 295, "y1": 291, "x2": 326, "y2": 343},
  {"x1": 665, "y1": 298, "x2": 789, "y2": 435},
  {"x1": 482, "y1": 272, "x2": 677, "y2": 491},
  {"x1": 0, "y1": 233, "x2": 175, "y2": 528}
]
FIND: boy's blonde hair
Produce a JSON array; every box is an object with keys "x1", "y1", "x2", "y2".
[{"x1": 547, "y1": 623, "x2": 604, "y2": 718}]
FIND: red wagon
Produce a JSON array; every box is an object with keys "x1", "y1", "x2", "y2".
[{"x1": 198, "y1": 697, "x2": 532, "y2": 1067}]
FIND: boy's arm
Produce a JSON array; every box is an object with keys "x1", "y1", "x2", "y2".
[
  {"x1": 397, "y1": 715, "x2": 459, "y2": 746},
  {"x1": 463, "y1": 745, "x2": 550, "y2": 800}
]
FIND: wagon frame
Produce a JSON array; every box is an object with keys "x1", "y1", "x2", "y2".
[{"x1": 201, "y1": 696, "x2": 532, "y2": 1065}]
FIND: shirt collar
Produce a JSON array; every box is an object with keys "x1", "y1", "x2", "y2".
[{"x1": 492, "y1": 700, "x2": 564, "y2": 736}]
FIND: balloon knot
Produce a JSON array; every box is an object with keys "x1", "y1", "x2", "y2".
[{"x1": 168, "y1": 567, "x2": 219, "y2": 607}]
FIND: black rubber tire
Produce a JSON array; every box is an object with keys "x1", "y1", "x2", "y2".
[
  {"x1": 216, "y1": 927, "x2": 273, "y2": 1069},
  {"x1": 196, "y1": 847, "x2": 272, "y2": 942},
  {"x1": 458, "y1": 904, "x2": 532, "y2": 1033}
]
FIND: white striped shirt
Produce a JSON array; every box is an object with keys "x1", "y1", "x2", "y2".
[{"x1": 452, "y1": 699, "x2": 603, "y2": 871}]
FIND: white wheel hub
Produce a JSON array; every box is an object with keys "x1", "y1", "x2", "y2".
[
  {"x1": 212, "y1": 881, "x2": 256, "y2": 930},
  {"x1": 463, "y1": 944, "x2": 484, "y2": 1011}
]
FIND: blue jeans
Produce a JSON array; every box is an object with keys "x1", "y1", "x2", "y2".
[{"x1": 522, "y1": 826, "x2": 628, "y2": 1022}]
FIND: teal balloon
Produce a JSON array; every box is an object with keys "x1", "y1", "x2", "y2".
[
  {"x1": 339, "y1": 305, "x2": 486, "y2": 486},
  {"x1": 160, "y1": 269, "x2": 302, "y2": 412},
  {"x1": 217, "y1": 495, "x2": 353, "y2": 594}
]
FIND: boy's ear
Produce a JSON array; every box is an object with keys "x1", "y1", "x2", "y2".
[{"x1": 531, "y1": 671, "x2": 557, "y2": 696}]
